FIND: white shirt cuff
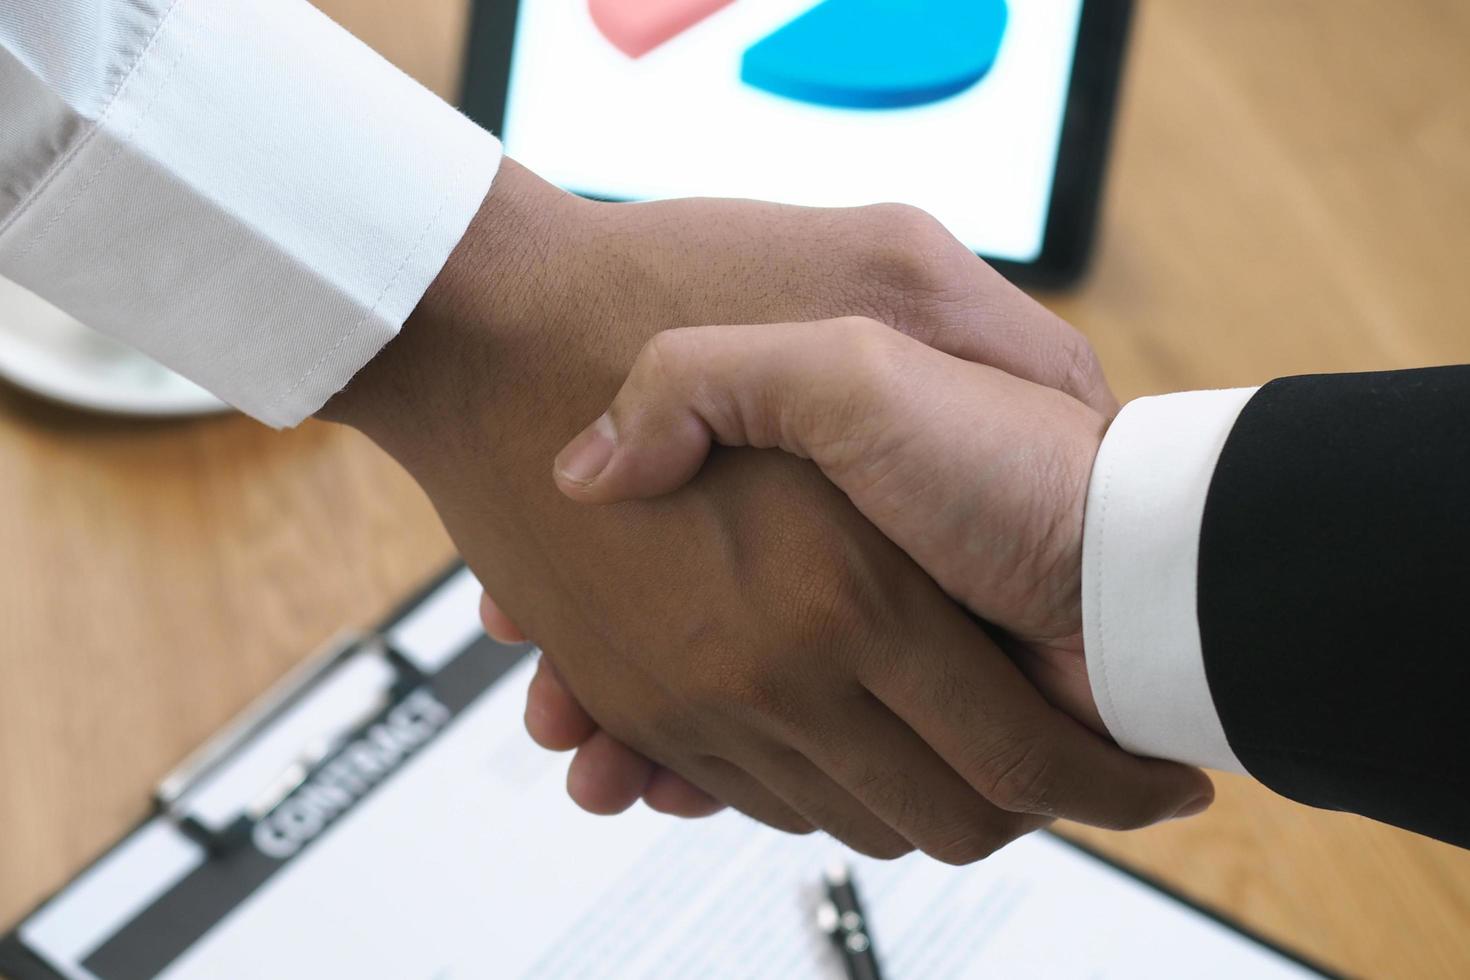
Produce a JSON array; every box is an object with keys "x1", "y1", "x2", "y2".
[
  {"x1": 1081, "y1": 387, "x2": 1259, "y2": 773},
  {"x1": 0, "y1": 0, "x2": 502, "y2": 427}
]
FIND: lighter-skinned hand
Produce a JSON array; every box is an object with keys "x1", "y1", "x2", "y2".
[{"x1": 553, "y1": 317, "x2": 1117, "y2": 723}]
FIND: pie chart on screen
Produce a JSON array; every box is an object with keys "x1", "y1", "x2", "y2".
[{"x1": 588, "y1": 0, "x2": 1009, "y2": 109}]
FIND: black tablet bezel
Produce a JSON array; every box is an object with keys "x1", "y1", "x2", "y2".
[{"x1": 458, "y1": 0, "x2": 1134, "y2": 288}]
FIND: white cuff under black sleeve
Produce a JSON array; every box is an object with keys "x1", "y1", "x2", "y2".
[
  {"x1": 1081, "y1": 387, "x2": 1259, "y2": 773},
  {"x1": 0, "y1": 0, "x2": 502, "y2": 427}
]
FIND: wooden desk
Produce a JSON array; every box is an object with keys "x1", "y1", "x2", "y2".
[{"x1": 3, "y1": 1, "x2": 1468, "y2": 976}]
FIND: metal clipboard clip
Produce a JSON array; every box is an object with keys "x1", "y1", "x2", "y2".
[{"x1": 155, "y1": 633, "x2": 447, "y2": 856}]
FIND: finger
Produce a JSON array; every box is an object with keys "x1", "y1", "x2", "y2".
[
  {"x1": 566, "y1": 731, "x2": 655, "y2": 815},
  {"x1": 680, "y1": 756, "x2": 815, "y2": 836},
  {"x1": 735, "y1": 746, "x2": 914, "y2": 860},
  {"x1": 523, "y1": 653, "x2": 736, "y2": 822},
  {"x1": 524, "y1": 655, "x2": 597, "y2": 750},
  {"x1": 545, "y1": 679, "x2": 718, "y2": 817},
  {"x1": 642, "y1": 768, "x2": 725, "y2": 819},
  {"x1": 479, "y1": 591, "x2": 527, "y2": 644},
  {"x1": 789, "y1": 689, "x2": 1048, "y2": 865},
  {"x1": 552, "y1": 317, "x2": 908, "y2": 504},
  {"x1": 864, "y1": 601, "x2": 1215, "y2": 830}
]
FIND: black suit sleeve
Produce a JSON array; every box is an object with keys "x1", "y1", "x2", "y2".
[{"x1": 1197, "y1": 365, "x2": 1470, "y2": 848}]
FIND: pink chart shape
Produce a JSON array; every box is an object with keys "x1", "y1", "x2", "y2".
[{"x1": 589, "y1": 0, "x2": 737, "y2": 58}]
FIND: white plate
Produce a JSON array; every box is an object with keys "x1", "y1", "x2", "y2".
[{"x1": 0, "y1": 276, "x2": 229, "y2": 418}]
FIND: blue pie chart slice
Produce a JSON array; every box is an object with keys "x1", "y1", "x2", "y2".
[{"x1": 741, "y1": 0, "x2": 1009, "y2": 109}]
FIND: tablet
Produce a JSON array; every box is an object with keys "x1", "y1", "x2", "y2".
[{"x1": 461, "y1": 0, "x2": 1134, "y2": 286}]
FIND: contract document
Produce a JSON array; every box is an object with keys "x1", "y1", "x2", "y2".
[{"x1": 2, "y1": 567, "x2": 1337, "y2": 980}]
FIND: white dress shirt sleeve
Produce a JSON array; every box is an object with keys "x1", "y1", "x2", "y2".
[
  {"x1": 1081, "y1": 387, "x2": 1260, "y2": 773},
  {"x1": 0, "y1": 0, "x2": 502, "y2": 427}
]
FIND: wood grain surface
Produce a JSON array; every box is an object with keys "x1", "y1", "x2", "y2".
[{"x1": 2, "y1": 2, "x2": 1468, "y2": 976}]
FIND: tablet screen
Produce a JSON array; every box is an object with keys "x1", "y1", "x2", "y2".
[{"x1": 500, "y1": 0, "x2": 1085, "y2": 263}]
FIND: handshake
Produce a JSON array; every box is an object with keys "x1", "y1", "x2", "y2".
[{"x1": 327, "y1": 160, "x2": 1213, "y2": 863}]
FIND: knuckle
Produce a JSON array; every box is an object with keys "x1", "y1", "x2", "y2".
[
  {"x1": 788, "y1": 555, "x2": 887, "y2": 659},
  {"x1": 857, "y1": 203, "x2": 965, "y2": 291},
  {"x1": 689, "y1": 753, "x2": 816, "y2": 835},
  {"x1": 1057, "y1": 325, "x2": 1108, "y2": 405},
  {"x1": 839, "y1": 317, "x2": 901, "y2": 379},
  {"x1": 726, "y1": 478, "x2": 909, "y2": 695},
  {"x1": 705, "y1": 660, "x2": 801, "y2": 727},
  {"x1": 749, "y1": 751, "x2": 912, "y2": 859},
  {"x1": 828, "y1": 314, "x2": 891, "y2": 344},
  {"x1": 845, "y1": 761, "x2": 930, "y2": 830},
  {"x1": 787, "y1": 317, "x2": 899, "y2": 464},
  {"x1": 639, "y1": 327, "x2": 695, "y2": 383},
  {"x1": 863, "y1": 201, "x2": 948, "y2": 243},
  {"x1": 973, "y1": 735, "x2": 1057, "y2": 814}
]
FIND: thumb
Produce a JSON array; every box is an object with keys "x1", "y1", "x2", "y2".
[
  {"x1": 552, "y1": 316, "x2": 1104, "y2": 645},
  {"x1": 552, "y1": 317, "x2": 914, "y2": 503}
]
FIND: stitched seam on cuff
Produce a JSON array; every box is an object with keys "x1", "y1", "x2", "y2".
[
  {"x1": 260, "y1": 156, "x2": 473, "y2": 418},
  {"x1": 1091, "y1": 454, "x2": 1129, "y2": 749},
  {"x1": 0, "y1": 0, "x2": 188, "y2": 245},
  {"x1": 15, "y1": 1, "x2": 203, "y2": 262}
]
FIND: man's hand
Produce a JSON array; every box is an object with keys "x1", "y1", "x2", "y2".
[
  {"x1": 552, "y1": 316, "x2": 1115, "y2": 724},
  {"x1": 325, "y1": 161, "x2": 1211, "y2": 862}
]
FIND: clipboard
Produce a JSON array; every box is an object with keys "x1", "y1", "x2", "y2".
[
  {"x1": 1, "y1": 565, "x2": 1344, "y2": 980},
  {"x1": 0, "y1": 566, "x2": 522, "y2": 980}
]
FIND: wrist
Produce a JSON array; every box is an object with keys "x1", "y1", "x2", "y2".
[
  {"x1": 1032, "y1": 399, "x2": 1108, "y2": 644},
  {"x1": 317, "y1": 160, "x2": 592, "y2": 462},
  {"x1": 1034, "y1": 410, "x2": 1109, "y2": 732}
]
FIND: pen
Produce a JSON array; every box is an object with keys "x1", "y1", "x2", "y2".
[{"x1": 816, "y1": 861, "x2": 885, "y2": 980}]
